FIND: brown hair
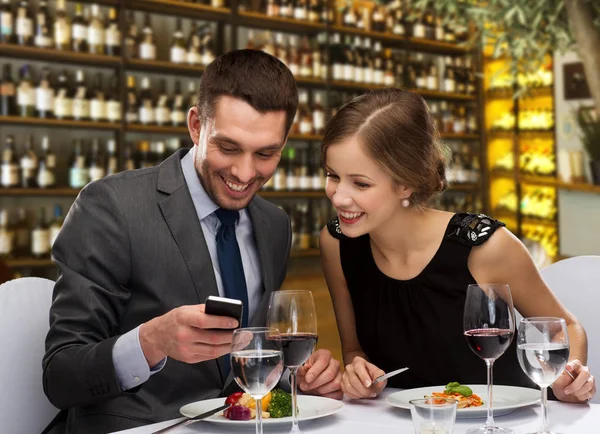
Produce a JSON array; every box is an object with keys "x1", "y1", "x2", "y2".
[
  {"x1": 197, "y1": 49, "x2": 299, "y2": 136},
  {"x1": 321, "y1": 88, "x2": 448, "y2": 205}
]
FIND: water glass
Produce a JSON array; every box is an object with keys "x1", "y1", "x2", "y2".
[
  {"x1": 231, "y1": 327, "x2": 284, "y2": 434},
  {"x1": 517, "y1": 317, "x2": 569, "y2": 434},
  {"x1": 409, "y1": 397, "x2": 458, "y2": 434}
]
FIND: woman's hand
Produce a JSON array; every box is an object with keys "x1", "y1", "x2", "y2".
[
  {"x1": 341, "y1": 356, "x2": 386, "y2": 400},
  {"x1": 552, "y1": 359, "x2": 596, "y2": 403}
]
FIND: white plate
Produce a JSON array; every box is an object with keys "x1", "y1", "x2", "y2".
[
  {"x1": 387, "y1": 385, "x2": 540, "y2": 419},
  {"x1": 180, "y1": 395, "x2": 344, "y2": 426}
]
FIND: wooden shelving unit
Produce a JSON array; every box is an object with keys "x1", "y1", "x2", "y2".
[
  {"x1": 5, "y1": 258, "x2": 54, "y2": 269},
  {"x1": 124, "y1": 0, "x2": 231, "y2": 20},
  {"x1": 124, "y1": 58, "x2": 205, "y2": 76},
  {"x1": 0, "y1": 43, "x2": 120, "y2": 68},
  {"x1": 0, "y1": 188, "x2": 81, "y2": 197},
  {"x1": 237, "y1": 11, "x2": 326, "y2": 33},
  {"x1": 0, "y1": 116, "x2": 121, "y2": 131},
  {"x1": 0, "y1": 0, "x2": 486, "y2": 270}
]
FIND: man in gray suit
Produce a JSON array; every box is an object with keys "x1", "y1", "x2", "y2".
[{"x1": 43, "y1": 50, "x2": 342, "y2": 434}]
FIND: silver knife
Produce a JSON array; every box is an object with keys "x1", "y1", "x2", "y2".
[
  {"x1": 371, "y1": 367, "x2": 409, "y2": 387},
  {"x1": 151, "y1": 403, "x2": 230, "y2": 434}
]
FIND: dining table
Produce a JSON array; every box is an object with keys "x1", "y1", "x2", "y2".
[{"x1": 114, "y1": 388, "x2": 599, "y2": 434}]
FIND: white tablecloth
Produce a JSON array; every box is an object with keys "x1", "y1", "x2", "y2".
[{"x1": 115, "y1": 389, "x2": 598, "y2": 434}]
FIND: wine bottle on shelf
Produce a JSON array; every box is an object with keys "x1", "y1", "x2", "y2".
[
  {"x1": 72, "y1": 70, "x2": 91, "y2": 121},
  {"x1": 1, "y1": 64, "x2": 16, "y2": 116},
  {"x1": 90, "y1": 72, "x2": 106, "y2": 122},
  {"x1": 0, "y1": 0, "x2": 14, "y2": 44},
  {"x1": 342, "y1": 35, "x2": 355, "y2": 82},
  {"x1": 310, "y1": 151, "x2": 325, "y2": 190},
  {"x1": 200, "y1": 28, "x2": 215, "y2": 66},
  {"x1": 106, "y1": 138, "x2": 118, "y2": 176},
  {"x1": 20, "y1": 135, "x2": 37, "y2": 188},
  {"x1": 31, "y1": 207, "x2": 49, "y2": 259},
  {"x1": 125, "y1": 75, "x2": 138, "y2": 124},
  {"x1": 138, "y1": 77, "x2": 155, "y2": 125},
  {"x1": 138, "y1": 14, "x2": 156, "y2": 60},
  {"x1": 54, "y1": 0, "x2": 71, "y2": 51},
  {"x1": 88, "y1": 4, "x2": 105, "y2": 55},
  {"x1": 123, "y1": 143, "x2": 136, "y2": 171},
  {"x1": 279, "y1": 0, "x2": 292, "y2": 19},
  {"x1": 298, "y1": 91, "x2": 313, "y2": 135},
  {"x1": 273, "y1": 149, "x2": 287, "y2": 191},
  {"x1": 170, "y1": 18, "x2": 187, "y2": 64},
  {"x1": 266, "y1": 0, "x2": 279, "y2": 17},
  {"x1": 312, "y1": 93, "x2": 325, "y2": 135},
  {"x1": 1, "y1": 135, "x2": 19, "y2": 188},
  {"x1": 308, "y1": 0, "x2": 320, "y2": 23},
  {"x1": 0, "y1": 209, "x2": 12, "y2": 258},
  {"x1": 48, "y1": 205, "x2": 63, "y2": 248},
  {"x1": 13, "y1": 208, "x2": 29, "y2": 256},
  {"x1": 286, "y1": 147, "x2": 298, "y2": 191},
  {"x1": 186, "y1": 81, "x2": 197, "y2": 110},
  {"x1": 137, "y1": 141, "x2": 154, "y2": 168},
  {"x1": 170, "y1": 80, "x2": 186, "y2": 127},
  {"x1": 34, "y1": 0, "x2": 52, "y2": 48},
  {"x1": 155, "y1": 141, "x2": 166, "y2": 164},
  {"x1": 69, "y1": 139, "x2": 88, "y2": 188},
  {"x1": 71, "y1": 2, "x2": 89, "y2": 52},
  {"x1": 35, "y1": 67, "x2": 54, "y2": 119},
  {"x1": 88, "y1": 138, "x2": 105, "y2": 182},
  {"x1": 298, "y1": 148, "x2": 311, "y2": 190},
  {"x1": 353, "y1": 36, "x2": 364, "y2": 83},
  {"x1": 155, "y1": 79, "x2": 171, "y2": 126},
  {"x1": 384, "y1": 50, "x2": 395, "y2": 86},
  {"x1": 426, "y1": 61, "x2": 439, "y2": 91},
  {"x1": 105, "y1": 7, "x2": 120, "y2": 56},
  {"x1": 373, "y1": 41, "x2": 384, "y2": 85},
  {"x1": 53, "y1": 69, "x2": 72, "y2": 120},
  {"x1": 37, "y1": 135, "x2": 55, "y2": 188},
  {"x1": 187, "y1": 22, "x2": 201, "y2": 65},
  {"x1": 15, "y1": 0, "x2": 33, "y2": 46},
  {"x1": 124, "y1": 11, "x2": 137, "y2": 58},
  {"x1": 294, "y1": 0, "x2": 307, "y2": 21},
  {"x1": 17, "y1": 64, "x2": 35, "y2": 117},
  {"x1": 106, "y1": 75, "x2": 121, "y2": 123}
]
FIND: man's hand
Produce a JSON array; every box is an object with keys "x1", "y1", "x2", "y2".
[
  {"x1": 552, "y1": 359, "x2": 596, "y2": 403},
  {"x1": 296, "y1": 349, "x2": 342, "y2": 400},
  {"x1": 139, "y1": 304, "x2": 238, "y2": 367},
  {"x1": 341, "y1": 356, "x2": 385, "y2": 400}
]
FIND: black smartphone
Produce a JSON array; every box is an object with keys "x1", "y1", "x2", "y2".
[{"x1": 204, "y1": 296, "x2": 243, "y2": 327}]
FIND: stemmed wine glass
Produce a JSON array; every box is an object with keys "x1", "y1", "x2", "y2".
[
  {"x1": 464, "y1": 284, "x2": 516, "y2": 434},
  {"x1": 231, "y1": 328, "x2": 284, "y2": 434},
  {"x1": 267, "y1": 290, "x2": 318, "y2": 433},
  {"x1": 517, "y1": 317, "x2": 569, "y2": 434}
]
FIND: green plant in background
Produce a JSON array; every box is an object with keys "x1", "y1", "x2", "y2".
[
  {"x1": 409, "y1": 0, "x2": 600, "y2": 109},
  {"x1": 576, "y1": 107, "x2": 600, "y2": 162}
]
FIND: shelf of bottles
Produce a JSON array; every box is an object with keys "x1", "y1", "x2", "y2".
[
  {"x1": 0, "y1": 0, "x2": 488, "y2": 269},
  {"x1": 484, "y1": 53, "x2": 559, "y2": 260}
]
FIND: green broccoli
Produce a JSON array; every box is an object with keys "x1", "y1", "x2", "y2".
[
  {"x1": 445, "y1": 382, "x2": 473, "y2": 397},
  {"x1": 267, "y1": 388, "x2": 294, "y2": 418}
]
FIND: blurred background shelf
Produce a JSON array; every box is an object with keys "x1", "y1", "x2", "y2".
[
  {"x1": 0, "y1": 43, "x2": 120, "y2": 67},
  {"x1": 124, "y1": 0, "x2": 230, "y2": 20},
  {"x1": 0, "y1": 116, "x2": 121, "y2": 130}
]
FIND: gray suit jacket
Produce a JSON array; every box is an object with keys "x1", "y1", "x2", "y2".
[{"x1": 42, "y1": 149, "x2": 291, "y2": 433}]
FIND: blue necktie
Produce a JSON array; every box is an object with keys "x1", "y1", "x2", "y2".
[{"x1": 215, "y1": 209, "x2": 249, "y2": 329}]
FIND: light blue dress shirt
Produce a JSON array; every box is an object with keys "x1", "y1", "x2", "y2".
[{"x1": 112, "y1": 148, "x2": 263, "y2": 391}]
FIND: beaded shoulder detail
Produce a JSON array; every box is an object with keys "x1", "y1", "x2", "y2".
[
  {"x1": 326, "y1": 217, "x2": 350, "y2": 240},
  {"x1": 445, "y1": 213, "x2": 506, "y2": 247}
]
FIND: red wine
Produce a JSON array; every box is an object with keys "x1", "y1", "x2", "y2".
[
  {"x1": 280, "y1": 333, "x2": 318, "y2": 367},
  {"x1": 464, "y1": 328, "x2": 513, "y2": 360}
]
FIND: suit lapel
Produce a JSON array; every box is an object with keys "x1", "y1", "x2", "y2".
[
  {"x1": 156, "y1": 149, "x2": 219, "y2": 305},
  {"x1": 248, "y1": 199, "x2": 275, "y2": 326}
]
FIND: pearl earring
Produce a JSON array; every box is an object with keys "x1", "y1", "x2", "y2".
[{"x1": 402, "y1": 196, "x2": 410, "y2": 208}]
